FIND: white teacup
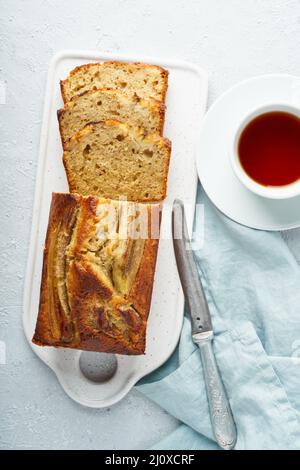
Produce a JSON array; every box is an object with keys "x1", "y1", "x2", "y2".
[{"x1": 230, "y1": 104, "x2": 300, "y2": 199}]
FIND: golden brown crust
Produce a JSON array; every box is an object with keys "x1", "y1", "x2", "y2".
[
  {"x1": 130, "y1": 204, "x2": 162, "y2": 319},
  {"x1": 60, "y1": 61, "x2": 169, "y2": 103},
  {"x1": 159, "y1": 138, "x2": 171, "y2": 203},
  {"x1": 60, "y1": 78, "x2": 68, "y2": 104},
  {"x1": 32, "y1": 193, "x2": 161, "y2": 355},
  {"x1": 33, "y1": 193, "x2": 81, "y2": 347},
  {"x1": 57, "y1": 109, "x2": 65, "y2": 149}
]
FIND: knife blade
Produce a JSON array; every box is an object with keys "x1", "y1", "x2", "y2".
[
  {"x1": 172, "y1": 199, "x2": 237, "y2": 450},
  {"x1": 172, "y1": 200, "x2": 212, "y2": 340}
]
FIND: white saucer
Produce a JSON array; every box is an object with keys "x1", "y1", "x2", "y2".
[{"x1": 197, "y1": 74, "x2": 300, "y2": 231}]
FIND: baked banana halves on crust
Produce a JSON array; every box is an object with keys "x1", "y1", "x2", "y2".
[{"x1": 33, "y1": 193, "x2": 161, "y2": 355}]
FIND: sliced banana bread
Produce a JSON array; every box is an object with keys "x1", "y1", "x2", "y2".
[
  {"x1": 63, "y1": 120, "x2": 171, "y2": 202},
  {"x1": 60, "y1": 61, "x2": 168, "y2": 103},
  {"x1": 58, "y1": 88, "x2": 165, "y2": 144}
]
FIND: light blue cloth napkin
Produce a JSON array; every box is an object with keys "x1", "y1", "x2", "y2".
[{"x1": 137, "y1": 189, "x2": 300, "y2": 450}]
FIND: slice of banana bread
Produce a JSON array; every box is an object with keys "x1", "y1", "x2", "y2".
[
  {"x1": 58, "y1": 88, "x2": 165, "y2": 144},
  {"x1": 32, "y1": 193, "x2": 161, "y2": 355},
  {"x1": 60, "y1": 61, "x2": 168, "y2": 103},
  {"x1": 63, "y1": 120, "x2": 171, "y2": 202}
]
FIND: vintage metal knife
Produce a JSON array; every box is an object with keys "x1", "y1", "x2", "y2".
[{"x1": 172, "y1": 199, "x2": 237, "y2": 450}]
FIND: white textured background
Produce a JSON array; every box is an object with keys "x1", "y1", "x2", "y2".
[{"x1": 1, "y1": 0, "x2": 300, "y2": 450}]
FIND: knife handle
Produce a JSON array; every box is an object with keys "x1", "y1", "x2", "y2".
[{"x1": 197, "y1": 338, "x2": 237, "y2": 450}]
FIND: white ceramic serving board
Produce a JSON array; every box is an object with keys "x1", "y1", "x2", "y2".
[{"x1": 23, "y1": 50, "x2": 208, "y2": 408}]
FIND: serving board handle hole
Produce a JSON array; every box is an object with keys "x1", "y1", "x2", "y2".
[{"x1": 79, "y1": 351, "x2": 118, "y2": 383}]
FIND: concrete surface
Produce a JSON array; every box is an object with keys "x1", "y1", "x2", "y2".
[{"x1": 1, "y1": 0, "x2": 300, "y2": 450}]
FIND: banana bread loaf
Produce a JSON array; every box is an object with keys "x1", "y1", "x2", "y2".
[{"x1": 32, "y1": 193, "x2": 161, "y2": 355}]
